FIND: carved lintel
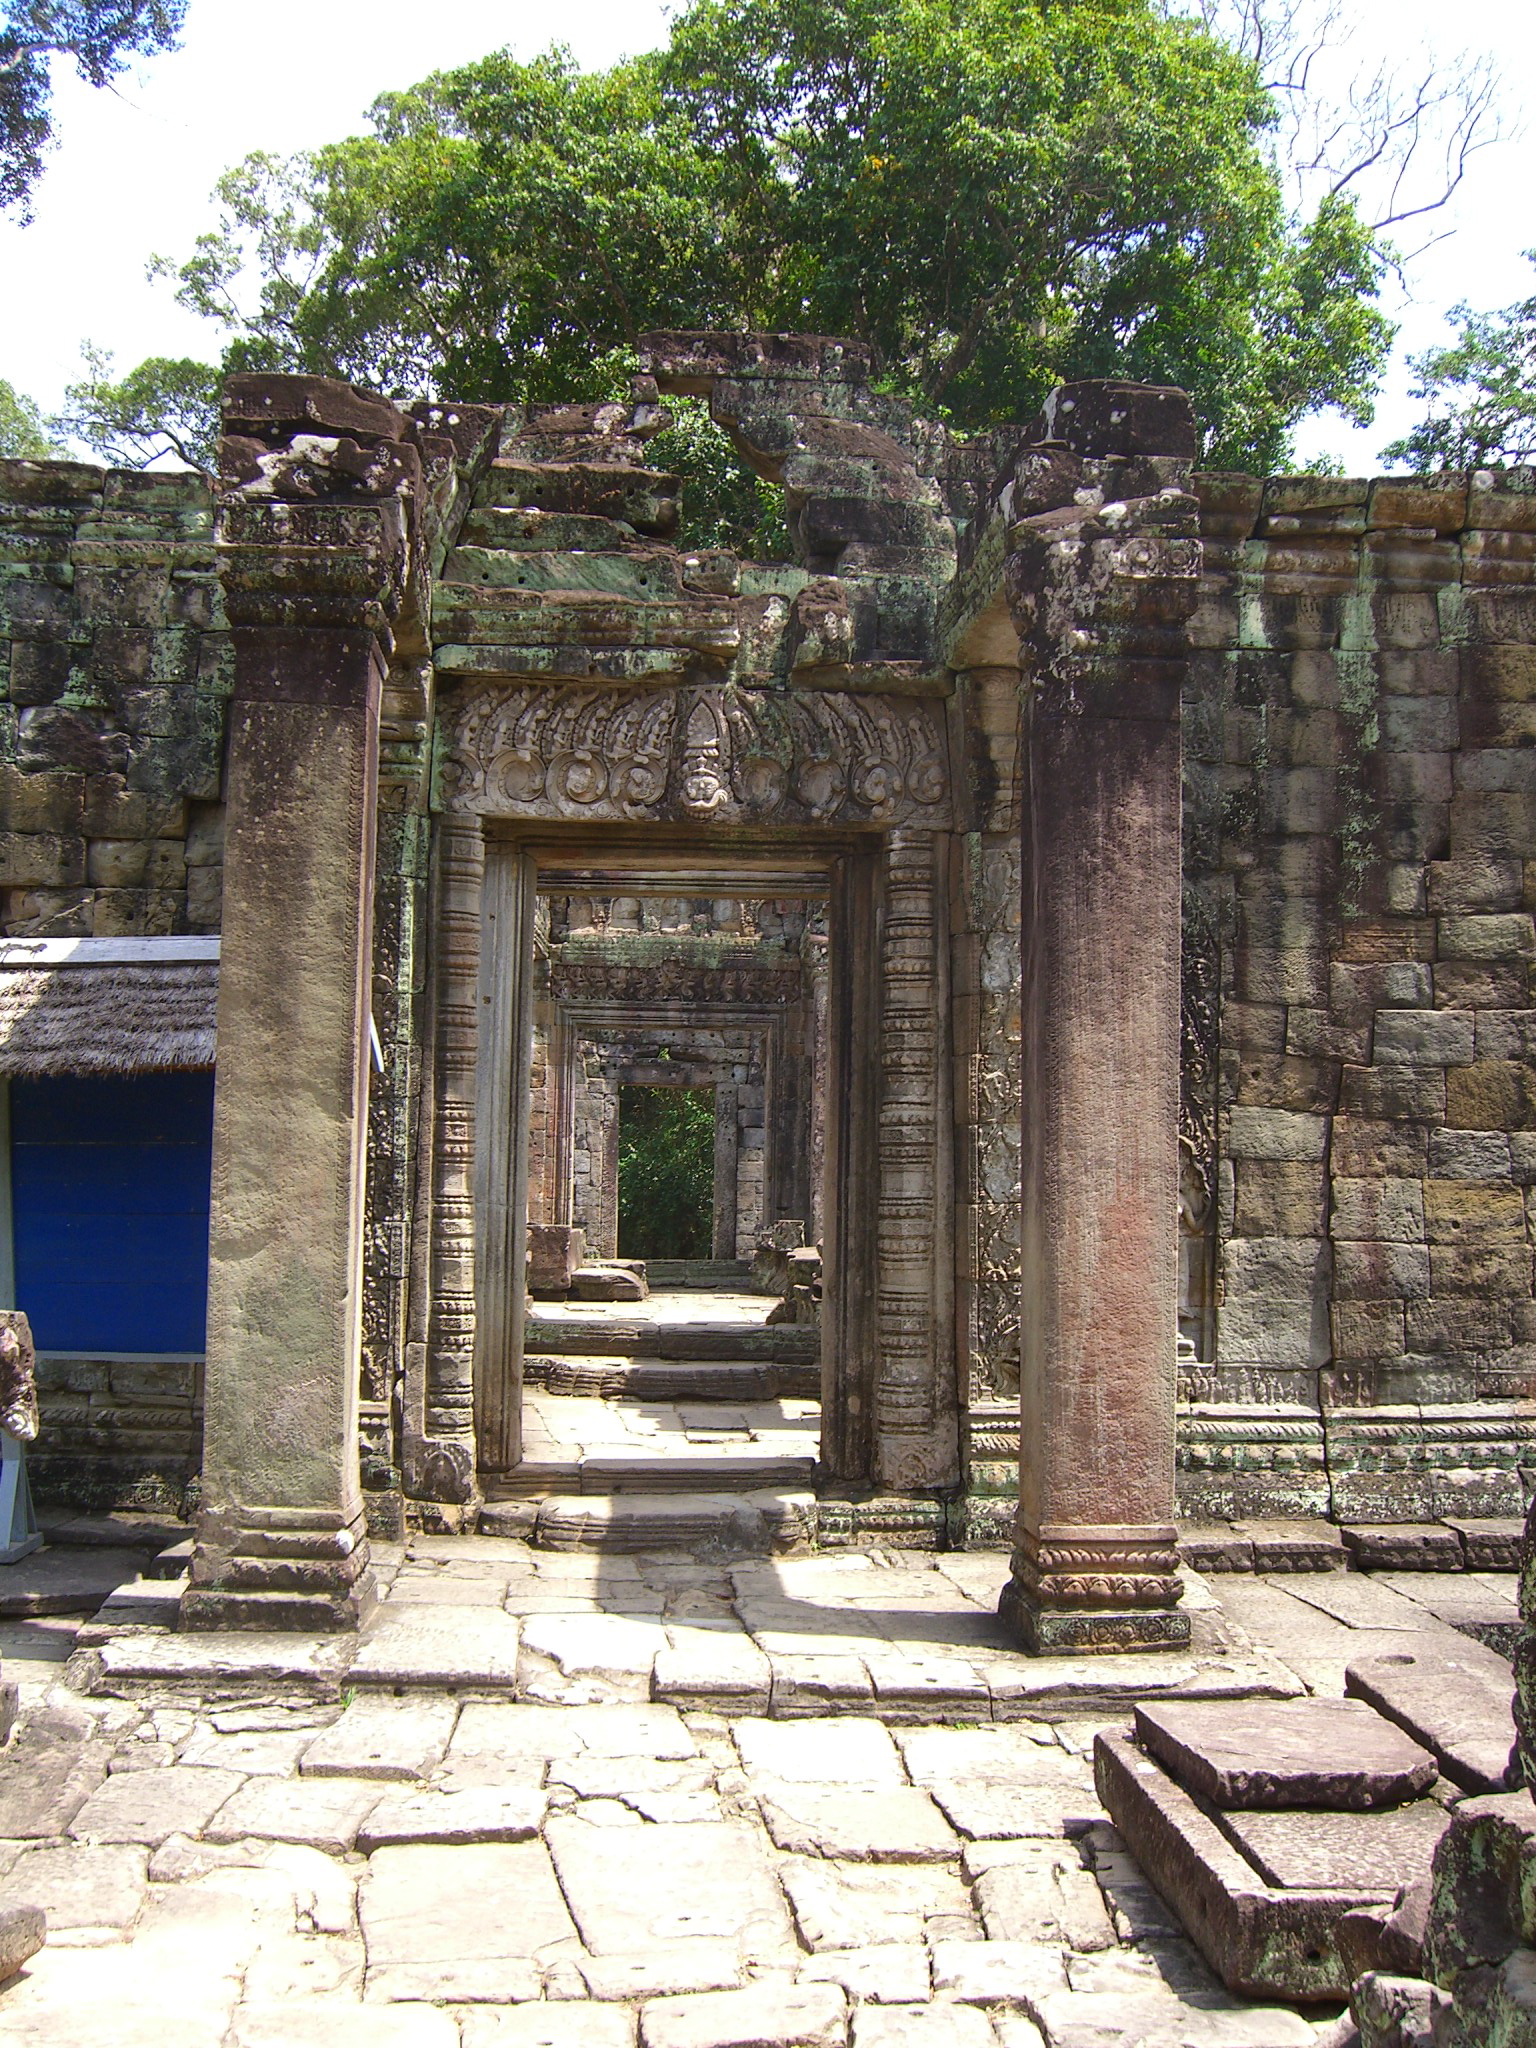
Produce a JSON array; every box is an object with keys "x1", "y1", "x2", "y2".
[{"x1": 446, "y1": 683, "x2": 951, "y2": 828}]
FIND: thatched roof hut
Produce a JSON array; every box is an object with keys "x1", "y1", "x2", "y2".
[{"x1": 0, "y1": 939, "x2": 218, "y2": 1076}]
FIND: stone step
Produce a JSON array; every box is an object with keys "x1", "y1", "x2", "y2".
[
  {"x1": 527, "y1": 1354, "x2": 820, "y2": 1402},
  {"x1": 646, "y1": 1259, "x2": 754, "y2": 1288},
  {"x1": 490, "y1": 1453, "x2": 819, "y2": 1501},
  {"x1": 531, "y1": 1490, "x2": 815, "y2": 1554},
  {"x1": 524, "y1": 1319, "x2": 819, "y2": 1364}
]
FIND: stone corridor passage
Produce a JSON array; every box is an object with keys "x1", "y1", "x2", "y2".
[{"x1": 504, "y1": 1269, "x2": 822, "y2": 1553}]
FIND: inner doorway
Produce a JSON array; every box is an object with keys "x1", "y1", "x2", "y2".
[
  {"x1": 481, "y1": 841, "x2": 843, "y2": 1542},
  {"x1": 617, "y1": 1084, "x2": 715, "y2": 1261}
]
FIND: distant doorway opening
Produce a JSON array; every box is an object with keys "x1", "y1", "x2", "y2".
[{"x1": 617, "y1": 1083, "x2": 715, "y2": 1260}]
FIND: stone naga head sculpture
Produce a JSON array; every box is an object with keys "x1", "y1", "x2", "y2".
[{"x1": 0, "y1": 1313, "x2": 39, "y2": 1443}]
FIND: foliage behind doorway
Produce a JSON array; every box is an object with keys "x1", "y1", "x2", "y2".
[{"x1": 617, "y1": 1085, "x2": 716, "y2": 1259}]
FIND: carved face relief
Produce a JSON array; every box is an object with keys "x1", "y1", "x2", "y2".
[{"x1": 680, "y1": 697, "x2": 731, "y2": 815}]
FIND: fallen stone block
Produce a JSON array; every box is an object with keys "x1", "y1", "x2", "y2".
[
  {"x1": 1095, "y1": 1732, "x2": 1397, "y2": 2000},
  {"x1": 1336, "y1": 1880, "x2": 1430, "y2": 1982},
  {"x1": 570, "y1": 1263, "x2": 648, "y2": 1302},
  {"x1": 1348, "y1": 1971, "x2": 1448, "y2": 2048},
  {"x1": 1133, "y1": 1697, "x2": 1438, "y2": 1810},
  {"x1": 0, "y1": 1900, "x2": 45, "y2": 1979},
  {"x1": 1345, "y1": 1643, "x2": 1519, "y2": 1793}
]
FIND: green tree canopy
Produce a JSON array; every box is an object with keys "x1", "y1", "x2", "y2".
[
  {"x1": 0, "y1": 375, "x2": 57, "y2": 456},
  {"x1": 1, "y1": 1, "x2": 186, "y2": 213},
  {"x1": 164, "y1": 0, "x2": 1392, "y2": 471},
  {"x1": 1384, "y1": 257, "x2": 1536, "y2": 472},
  {"x1": 52, "y1": 347, "x2": 220, "y2": 469}
]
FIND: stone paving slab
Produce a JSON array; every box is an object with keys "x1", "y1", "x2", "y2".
[
  {"x1": 547, "y1": 1814, "x2": 796, "y2": 1957},
  {"x1": 1344, "y1": 1641, "x2": 1518, "y2": 1792},
  {"x1": 0, "y1": 1841, "x2": 148, "y2": 1942},
  {"x1": 301, "y1": 1695, "x2": 460, "y2": 1778},
  {"x1": 358, "y1": 1840, "x2": 577, "y2": 1995},
  {"x1": 69, "y1": 1763, "x2": 244, "y2": 1845}
]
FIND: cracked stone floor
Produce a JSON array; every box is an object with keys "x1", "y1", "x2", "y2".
[{"x1": 0, "y1": 1537, "x2": 1518, "y2": 2048}]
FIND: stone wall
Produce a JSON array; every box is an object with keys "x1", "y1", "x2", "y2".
[
  {"x1": 1, "y1": 459, "x2": 229, "y2": 1510},
  {"x1": 0, "y1": 462, "x2": 227, "y2": 941},
  {"x1": 1183, "y1": 471, "x2": 1536, "y2": 1521}
]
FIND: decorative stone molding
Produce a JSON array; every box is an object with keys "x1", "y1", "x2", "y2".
[{"x1": 445, "y1": 684, "x2": 951, "y2": 828}]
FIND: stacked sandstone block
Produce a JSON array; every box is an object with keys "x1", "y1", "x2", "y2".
[
  {"x1": 0, "y1": 461, "x2": 228, "y2": 939},
  {"x1": 1184, "y1": 472, "x2": 1536, "y2": 1521}
]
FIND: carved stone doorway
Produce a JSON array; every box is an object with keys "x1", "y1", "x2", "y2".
[{"x1": 468, "y1": 835, "x2": 870, "y2": 1498}]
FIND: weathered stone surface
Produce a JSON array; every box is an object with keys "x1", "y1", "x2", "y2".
[
  {"x1": 798, "y1": 1947, "x2": 933, "y2": 2005},
  {"x1": 461, "y1": 2006, "x2": 636, "y2": 2048},
  {"x1": 1342, "y1": 1525, "x2": 1465, "y2": 1572},
  {"x1": 1133, "y1": 1698, "x2": 1437, "y2": 1809},
  {"x1": 639, "y1": 1984, "x2": 848, "y2": 2048},
  {"x1": 780, "y1": 1858, "x2": 974, "y2": 1950},
  {"x1": 349, "y1": 1605, "x2": 521, "y2": 1688},
  {"x1": 1219, "y1": 1800, "x2": 1449, "y2": 1891},
  {"x1": 358, "y1": 1840, "x2": 577, "y2": 1996},
  {"x1": 205, "y1": 1776, "x2": 381, "y2": 1853},
  {"x1": 300, "y1": 1695, "x2": 458, "y2": 1778},
  {"x1": 355, "y1": 1783, "x2": 546, "y2": 1849},
  {"x1": 927, "y1": 1782, "x2": 1106, "y2": 1840},
  {"x1": 547, "y1": 1815, "x2": 795, "y2": 1957},
  {"x1": 1032, "y1": 1988, "x2": 1315, "y2": 2046},
  {"x1": 654, "y1": 1639, "x2": 772, "y2": 1716},
  {"x1": 230, "y1": 2003, "x2": 462, "y2": 2048},
  {"x1": 971, "y1": 1843, "x2": 1117, "y2": 1953},
  {"x1": 734, "y1": 1716, "x2": 903, "y2": 1785},
  {"x1": 69, "y1": 1765, "x2": 245, "y2": 1846},
  {"x1": 847, "y1": 2006, "x2": 995, "y2": 2048},
  {"x1": 929, "y1": 1939, "x2": 1067, "y2": 2007},
  {"x1": 0, "y1": 1735, "x2": 108, "y2": 1837},
  {"x1": 518, "y1": 1614, "x2": 666, "y2": 1703},
  {"x1": 0, "y1": 1843, "x2": 147, "y2": 1942},
  {"x1": 758, "y1": 1785, "x2": 958, "y2": 1862},
  {"x1": 579, "y1": 1944, "x2": 745, "y2": 2001},
  {"x1": 1345, "y1": 1644, "x2": 1518, "y2": 1792},
  {"x1": 0, "y1": 1901, "x2": 45, "y2": 1979}
]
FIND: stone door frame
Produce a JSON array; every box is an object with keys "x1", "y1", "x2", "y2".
[{"x1": 543, "y1": 1003, "x2": 792, "y2": 1261}]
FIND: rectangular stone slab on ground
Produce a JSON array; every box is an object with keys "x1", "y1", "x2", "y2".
[
  {"x1": 1217, "y1": 1800, "x2": 1450, "y2": 1891},
  {"x1": 1133, "y1": 1697, "x2": 1438, "y2": 1810},
  {"x1": 1094, "y1": 1732, "x2": 1397, "y2": 2000},
  {"x1": 1344, "y1": 1643, "x2": 1518, "y2": 1793}
]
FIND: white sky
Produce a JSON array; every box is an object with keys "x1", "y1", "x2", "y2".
[{"x1": 0, "y1": 0, "x2": 1532, "y2": 474}]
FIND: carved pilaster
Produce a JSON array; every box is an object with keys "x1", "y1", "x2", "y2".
[
  {"x1": 409, "y1": 814, "x2": 483, "y2": 1504},
  {"x1": 874, "y1": 830, "x2": 958, "y2": 1489},
  {"x1": 999, "y1": 1524, "x2": 1185, "y2": 1653}
]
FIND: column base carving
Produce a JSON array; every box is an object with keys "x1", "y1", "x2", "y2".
[
  {"x1": 181, "y1": 1504, "x2": 377, "y2": 1633},
  {"x1": 999, "y1": 1522, "x2": 1190, "y2": 1655}
]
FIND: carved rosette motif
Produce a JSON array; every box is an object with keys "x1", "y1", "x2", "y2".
[
  {"x1": 446, "y1": 684, "x2": 950, "y2": 827},
  {"x1": 1011, "y1": 1526, "x2": 1184, "y2": 1611}
]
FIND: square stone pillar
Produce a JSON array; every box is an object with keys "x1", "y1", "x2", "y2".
[
  {"x1": 183, "y1": 625, "x2": 384, "y2": 1630},
  {"x1": 997, "y1": 383, "x2": 1201, "y2": 1653}
]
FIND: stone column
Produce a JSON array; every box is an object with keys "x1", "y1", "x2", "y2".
[
  {"x1": 185, "y1": 371, "x2": 426, "y2": 1629},
  {"x1": 183, "y1": 624, "x2": 384, "y2": 1630},
  {"x1": 997, "y1": 382, "x2": 1202, "y2": 1653}
]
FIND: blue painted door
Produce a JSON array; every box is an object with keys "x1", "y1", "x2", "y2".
[{"x1": 11, "y1": 1073, "x2": 215, "y2": 1353}]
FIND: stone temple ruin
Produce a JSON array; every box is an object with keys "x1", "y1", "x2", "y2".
[{"x1": 2, "y1": 331, "x2": 1536, "y2": 1657}]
